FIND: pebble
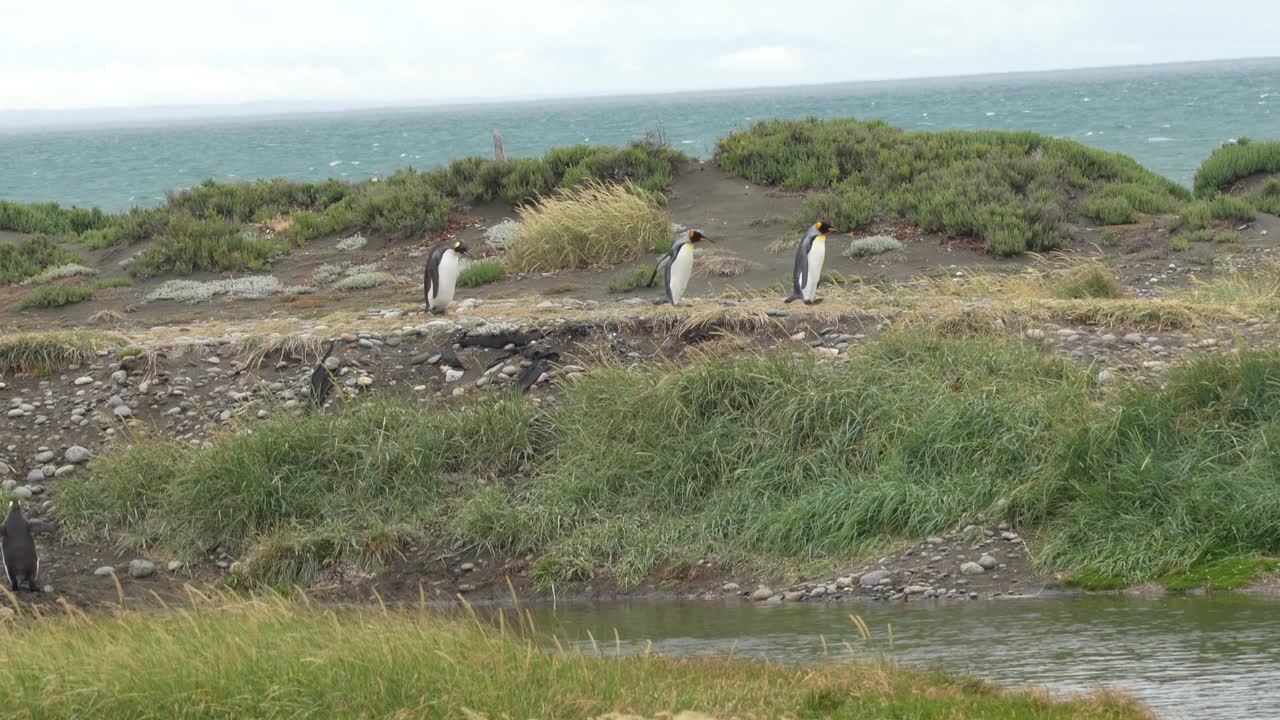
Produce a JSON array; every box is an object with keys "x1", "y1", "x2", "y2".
[
  {"x1": 783, "y1": 590, "x2": 806, "y2": 602},
  {"x1": 459, "y1": 562, "x2": 476, "y2": 572},
  {"x1": 26, "y1": 469, "x2": 45, "y2": 483},
  {"x1": 905, "y1": 585, "x2": 928, "y2": 595},
  {"x1": 54, "y1": 465, "x2": 76, "y2": 478},
  {"x1": 357, "y1": 376, "x2": 374, "y2": 388},
  {"x1": 113, "y1": 405, "x2": 133, "y2": 418},
  {"x1": 721, "y1": 582, "x2": 740, "y2": 593},
  {"x1": 167, "y1": 560, "x2": 185, "y2": 572},
  {"x1": 34, "y1": 450, "x2": 55, "y2": 464},
  {"x1": 1123, "y1": 333, "x2": 1144, "y2": 344},
  {"x1": 977, "y1": 554, "x2": 998, "y2": 570},
  {"x1": 111, "y1": 370, "x2": 128, "y2": 385},
  {"x1": 860, "y1": 569, "x2": 893, "y2": 587},
  {"x1": 835, "y1": 576, "x2": 854, "y2": 589},
  {"x1": 750, "y1": 587, "x2": 774, "y2": 601},
  {"x1": 1096, "y1": 369, "x2": 1114, "y2": 384},
  {"x1": 10, "y1": 486, "x2": 31, "y2": 500},
  {"x1": 94, "y1": 566, "x2": 116, "y2": 576},
  {"x1": 129, "y1": 559, "x2": 156, "y2": 578},
  {"x1": 808, "y1": 586, "x2": 827, "y2": 598},
  {"x1": 1000, "y1": 531, "x2": 1019, "y2": 541},
  {"x1": 960, "y1": 562, "x2": 985, "y2": 575},
  {"x1": 73, "y1": 376, "x2": 94, "y2": 386},
  {"x1": 445, "y1": 369, "x2": 465, "y2": 383}
]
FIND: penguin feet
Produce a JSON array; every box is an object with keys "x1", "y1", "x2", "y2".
[
  {"x1": 783, "y1": 295, "x2": 799, "y2": 304},
  {"x1": 804, "y1": 298, "x2": 823, "y2": 306},
  {"x1": 428, "y1": 307, "x2": 446, "y2": 316}
]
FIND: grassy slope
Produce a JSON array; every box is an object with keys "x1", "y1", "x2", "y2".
[
  {"x1": 59, "y1": 328, "x2": 1280, "y2": 591},
  {"x1": 0, "y1": 598, "x2": 1150, "y2": 719},
  {"x1": 0, "y1": 142, "x2": 686, "y2": 280},
  {"x1": 714, "y1": 117, "x2": 1191, "y2": 255}
]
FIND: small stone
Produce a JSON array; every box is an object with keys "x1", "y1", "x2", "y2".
[
  {"x1": 10, "y1": 486, "x2": 31, "y2": 500},
  {"x1": 128, "y1": 559, "x2": 156, "y2": 578},
  {"x1": 926, "y1": 536, "x2": 945, "y2": 545},
  {"x1": 1025, "y1": 329, "x2": 1045, "y2": 340},
  {"x1": 1096, "y1": 369, "x2": 1114, "y2": 385},
  {"x1": 1123, "y1": 333, "x2": 1144, "y2": 344},
  {"x1": 860, "y1": 569, "x2": 893, "y2": 587},
  {"x1": 905, "y1": 585, "x2": 928, "y2": 595},
  {"x1": 960, "y1": 562, "x2": 985, "y2": 575},
  {"x1": 6, "y1": 409, "x2": 23, "y2": 418},
  {"x1": 257, "y1": 410, "x2": 270, "y2": 419},
  {"x1": 54, "y1": 465, "x2": 76, "y2": 478},
  {"x1": 458, "y1": 583, "x2": 476, "y2": 592},
  {"x1": 167, "y1": 560, "x2": 185, "y2": 572},
  {"x1": 73, "y1": 376, "x2": 94, "y2": 386},
  {"x1": 34, "y1": 450, "x2": 55, "y2": 464},
  {"x1": 835, "y1": 576, "x2": 854, "y2": 589},
  {"x1": 358, "y1": 339, "x2": 374, "y2": 349},
  {"x1": 808, "y1": 586, "x2": 827, "y2": 598},
  {"x1": 978, "y1": 554, "x2": 998, "y2": 570},
  {"x1": 1001, "y1": 531, "x2": 1019, "y2": 541},
  {"x1": 356, "y1": 376, "x2": 374, "y2": 388},
  {"x1": 721, "y1": 582, "x2": 740, "y2": 593},
  {"x1": 323, "y1": 356, "x2": 342, "y2": 371},
  {"x1": 113, "y1": 405, "x2": 132, "y2": 418},
  {"x1": 94, "y1": 566, "x2": 116, "y2": 576},
  {"x1": 111, "y1": 370, "x2": 128, "y2": 385},
  {"x1": 460, "y1": 562, "x2": 476, "y2": 572},
  {"x1": 750, "y1": 587, "x2": 774, "y2": 601},
  {"x1": 445, "y1": 369, "x2": 465, "y2": 383},
  {"x1": 783, "y1": 590, "x2": 806, "y2": 602},
  {"x1": 26, "y1": 469, "x2": 45, "y2": 483},
  {"x1": 501, "y1": 365, "x2": 519, "y2": 376}
]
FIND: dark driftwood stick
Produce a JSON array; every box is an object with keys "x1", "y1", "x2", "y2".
[{"x1": 493, "y1": 129, "x2": 505, "y2": 163}]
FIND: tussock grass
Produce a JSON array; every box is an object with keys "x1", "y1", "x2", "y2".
[
  {"x1": 608, "y1": 264, "x2": 657, "y2": 293},
  {"x1": 1080, "y1": 196, "x2": 1138, "y2": 225},
  {"x1": 0, "y1": 236, "x2": 81, "y2": 284},
  {"x1": 0, "y1": 596, "x2": 1149, "y2": 720},
  {"x1": 127, "y1": 217, "x2": 285, "y2": 277},
  {"x1": 694, "y1": 250, "x2": 759, "y2": 278},
  {"x1": 63, "y1": 327, "x2": 1280, "y2": 591},
  {"x1": 716, "y1": 117, "x2": 1188, "y2": 255},
  {"x1": 458, "y1": 259, "x2": 505, "y2": 287},
  {"x1": 234, "y1": 334, "x2": 329, "y2": 369},
  {"x1": 845, "y1": 235, "x2": 903, "y2": 257},
  {"x1": 15, "y1": 283, "x2": 96, "y2": 310},
  {"x1": 506, "y1": 182, "x2": 670, "y2": 272},
  {"x1": 1047, "y1": 263, "x2": 1125, "y2": 300},
  {"x1": 1193, "y1": 138, "x2": 1280, "y2": 197},
  {"x1": 0, "y1": 331, "x2": 127, "y2": 375}
]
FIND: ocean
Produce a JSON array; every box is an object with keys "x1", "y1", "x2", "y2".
[{"x1": 0, "y1": 59, "x2": 1276, "y2": 212}]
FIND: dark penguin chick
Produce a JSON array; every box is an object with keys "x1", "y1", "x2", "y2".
[
  {"x1": 785, "y1": 221, "x2": 837, "y2": 305},
  {"x1": 436, "y1": 346, "x2": 467, "y2": 371},
  {"x1": 424, "y1": 240, "x2": 471, "y2": 315},
  {"x1": 1, "y1": 500, "x2": 40, "y2": 592},
  {"x1": 516, "y1": 349, "x2": 561, "y2": 393},
  {"x1": 308, "y1": 339, "x2": 338, "y2": 408},
  {"x1": 647, "y1": 229, "x2": 711, "y2": 305}
]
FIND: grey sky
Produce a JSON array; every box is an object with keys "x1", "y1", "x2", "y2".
[{"x1": 2, "y1": 0, "x2": 1277, "y2": 110}]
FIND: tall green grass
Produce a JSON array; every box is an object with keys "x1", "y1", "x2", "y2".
[
  {"x1": 1193, "y1": 138, "x2": 1280, "y2": 197},
  {"x1": 716, "y1": 118, "x2": 1189, "y2": 255},
  {"x1": 0, "y1": 236, "x2": 81, "y2": 284},
  {"x1": 15, "y1": 283, "x2": 96, "y2": 310},
  {"x1": 63, "y1": 330, "x2": 1280, "y2": 591},
  {"x1": 0, "y1": 597, "x2": 1147, "y2": 720},
  {"x1": 457, "y1": 259, "x2": 506, "y2": 287},
  {"x1": 0, "y1": 331, "x2": 128, "y2": 375}
]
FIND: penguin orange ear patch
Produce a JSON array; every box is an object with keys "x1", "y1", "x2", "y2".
[{"x1": 688, "y1": 230, "x2": 695, "y2": 239}]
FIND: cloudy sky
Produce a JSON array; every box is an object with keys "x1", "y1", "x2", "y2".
[{"x1": 2, "y1": 0, "x2": 1277, "y2": 110}]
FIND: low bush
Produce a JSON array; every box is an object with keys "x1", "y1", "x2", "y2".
[
  {"x1": 0, "y1": 236, "x2": 81, "y2": 284},
  {"x1": 1080, "y1": 196, "x2": 1138, "y2": 225},
  {"x1": 15, "y1": 283, "x2": 96, "y2": 310},
  {"x1": 506, "y1": 182, "x2": 669, "y2": 272},
  {"x1": 1193, "y1": 138, "x2": 1280, "y2": 197},
  {"x1": 126, "y1": 217, "x2": 285, "y2": 277}
]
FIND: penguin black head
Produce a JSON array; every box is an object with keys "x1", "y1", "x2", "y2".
[
  {"x1": 814, "y1": 221, "x2": 837, "y2": 235},
  {"x1": 450, "y1": 240, "x2": 471, "y2": 256},
  {"x1": 686, "y1": 229, "x2": 712, "y2": 243}
]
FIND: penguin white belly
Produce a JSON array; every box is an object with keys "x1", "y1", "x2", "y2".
[
  {"x1": 803, "y1": 237, "x2": 826, "y2": 301},
  {"x1": 431, "y1": 251, "x2": 461, "y2": 311},
  {"x1": 669, "y1": 245, "x2": 694, "y2": 304}
]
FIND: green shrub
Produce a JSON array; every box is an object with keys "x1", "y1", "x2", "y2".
[
  {"x1": 457, "y1": 259, "x2": 505, "y2": 287},
  {"x1": 608, "y1": 264, "x2": 657, "y2": 293},
  {"x1": 1193, "y1": 139, "x2": 1280, "y2": 197},
  {"x1": 1252, "y1": 178, "x2": 1280, "y2": 214},
  {"x1": 1215, "y1": 230, "x2": 1242, "y2": 244},
  {"x1": 15, "y1": 283, "x2": 96, "y2": 309},
  {"x1": 1210, "y1": 194, "x2": 1256, "y2": 222},
  {"x1": 350, "y1": 171, "x2": 451, "y2": 238},
  {"x1": 287, "y1": 203, "x2": 353, "y2": 245},
  {"x1": 127, "y1": 216, "x2": 285, "y2": 278},
  {"x1": 0, "y1": 236, "x2": 81, "y2": 284},
  {"x1": 1169, "y1": 234, "x2": 1189, "y2": 251},
  {"x1": 1182, "y1": 201, "x2": 1214, "y2": 230},
  {"x1": 93, "y1": 277, "x2": 134, "y2": 290},
  {"x1": 844, "y1": 235, "x2": 903, "y2": 257},
  {"x1": 1080, "y1": 196, "x2": 1138, "y2": 225}
]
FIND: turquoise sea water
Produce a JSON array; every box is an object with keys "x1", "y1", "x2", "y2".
[{"x1": 0, "y1": 60, "x2": 1276, "y2": 211}]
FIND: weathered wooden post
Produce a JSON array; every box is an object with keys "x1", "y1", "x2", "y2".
[{"x1": 493, "y1": 129, "x2": 505, "y2": 163}]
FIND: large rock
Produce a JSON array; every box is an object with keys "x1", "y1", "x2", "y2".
[
  {"x1": 128, "y1": 559, "x2": 156, "y2": 578},
  {"x1": 64, "y1": 446, "x2": 92, "y2": 464},
  {"x1": 860, "y1": 569, "x2": 893, "y2": 587}
]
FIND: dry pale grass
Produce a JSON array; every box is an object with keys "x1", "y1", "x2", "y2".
[
  {"x1": 693, "y1": 250, "x2": 760, "y2": 279},
  {"x1": 234, "y1": 333, "x2": 330, "y2": 369},
  {"x1": 0, "y1": 330, "x2": 129, "y2": 375},
  {"x1": 507, "y1": 181, "x2": 670, "y2": 272},
  {"x1": 87, "y1": 309, "x2": 127, "y2": 324}
]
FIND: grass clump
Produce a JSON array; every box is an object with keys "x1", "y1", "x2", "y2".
[
  {"x1": 15, "y1": 283, "x2": 97, "y2": 310},
  {"x1": 716, "y1": 117, "x2": 1187, "y2": 255},
  {"x1": 0, "y1": 598, "x2": 1149, "y2": 720},
  {"x1": 1160, "y1": 557, "x2": 1279, "y2": 591},
  {"x1": 0, "y1": 331, "x2": 127, "y2": 375},
  {"x1": 506, "y1": 181, "x2": 669, "y2": 272},
  {"x1": 1080, "y1": 196, "x2": 1138, "y2": 225},
  {"x1": 457, "y1": 259, "x2": 505, "y2": 287},
  {"x1": 1048, "y1": 264, "x2": 1125, "y2": 300},
  {"x1": 1193, "y1": 138, "x2": 1280, "y2": 197},
  {"x1": 1250, "y1": 177, "x2": 1280, "y2": 214},
  {"x1": 0, "y1": 236, "x2": 81, "y2": 284},
  {"x1": 333, "y1": 272, "x2": 399, "y2": 291},
  {"x1": 608, "y1": 264, "x2": 656, "y2": 293},
  {"x1": 126, "y1": 217, "x2": 285, "y2": 278},
  {"x1": 1169, "y1": 235, "x2": 1189, "y2": 251},
  {"x1": 845, "y1": 235, "x2": 904, "y2": 257}
]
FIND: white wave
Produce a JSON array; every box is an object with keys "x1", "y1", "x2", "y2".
[
  {"x1": 329, "y1": 160, "x2": 343, "y2": 166},
  {"x1": 1147, "y1": 137, "x2": 1174, "y2": 143},
  {"x1": 680, "y1": 140, "x2": 695, "y2": 144},
  {"x1": 1082, "y1": 97, "x2": 1091, "y2": 102},
  {"x1": 399, "y1": 153, "x2": 407, "y2": 158},
  {"x1": 350, "y1": 161, "x2": 361, "y2": 165},
  {"x1": 985, "y1": 111, "x2": 995, "y2": 116},
  {"x1": 1085, "y1": 131, "x2": 1094, "y2": 136}
]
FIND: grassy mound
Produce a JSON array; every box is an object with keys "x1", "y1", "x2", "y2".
[
  {"x1": 15, "y1": 283, "x2": 96, "y2": 309},
  {"x1": 458, "y1": 259, "x2": 506, "y2": 287},
  {"x1": 0, "y1": 598, "x2": 1148, "y2": 720},
  {"x1": 0, "y1": 330, "x2": 128, "y2": 375},
  {"x1": 0, "y1": 236, "x2": 81, "y2": 284},
  {"x1": 715, "y1": 118, "x2": 1190, "y2": 255},
  {"x1": 1193, "y1": 138, "x2": 1280, "y2": 197},
  {"x1": 62, "y1": 330, "x2": 1280, "y2": 591},
  {"x1": 505, "y1": 181, "x2": 670, "y2": 272},
  {"x1": 0, "y1": 143, "x2": 685, "y2": 259}
]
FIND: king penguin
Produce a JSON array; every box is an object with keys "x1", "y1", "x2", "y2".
[
  {"x1": 785, "y1": 221, "x2": 838, "y2": 305},
  {"x1": 424, "y1": 239, "x2": 471, "y2": 315},
  {"x1": 647, "y1": 229, "x2": 711, "y2": 305},
  {"x1": 1, "y1": 500, "x2": 39, "y2": 592}
]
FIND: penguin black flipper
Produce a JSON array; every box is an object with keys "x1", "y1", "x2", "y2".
[
  {"x1": 662, "y1": 255, "x2": 675, "y2": 305},
  {"x1": 423, "y1": 244, "x2": 446, "y2": 314},
  {"x1": 647, "y1": 246, "x2": 676, "y2": 288}
]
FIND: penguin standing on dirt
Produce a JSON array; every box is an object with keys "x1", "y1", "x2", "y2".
[
  {"x1": 785, "y1": 221, "x2": 838, "y2": 305},
  {"x1": 1, "y1": 500, "x2": 40, "y2": 592},
  {"x1": 424, "y1": 240, "x2": 471, "y2": 315},
  {"x1": 647, "y1": 229, "x2": 712, "y2": 305},
  {"x1": 308, "y1": 339, "x2": 338, "y2": 408}
]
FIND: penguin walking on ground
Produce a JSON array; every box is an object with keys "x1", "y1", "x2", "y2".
[
  {"x1": 785, "y1": 221, "x2": 838, "y2": 305},
  {"x1": 308, "y1": 339, "x2": 338, "y2": 409},
  {"x1": 424, "y1": 240, "x2": 471, "y2": 315},
  {"x1": 647, "y1": 229, "x2": 712, "y2": 305},
  {"x1": 1, "y1": 500, "x2": 39, "y2": 592}
]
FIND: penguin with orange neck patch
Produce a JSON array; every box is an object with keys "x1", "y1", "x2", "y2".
[
  {"x1": 785, "y1": 221, "x2": 837, "y2": 305},
  {"x1": 1, "y1": 500, "x2": 39, "y2": 592},
  {"x1": 647, "y1": 229, "x2": 712, "y2": 305},
  {"x1": 424, "y1": 239, "x2": 471, "y2": 315}
]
